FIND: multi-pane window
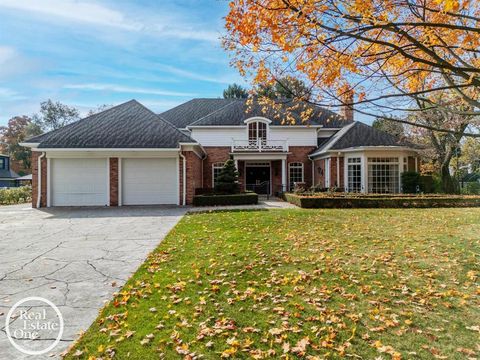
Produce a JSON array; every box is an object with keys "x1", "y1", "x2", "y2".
[
  {"x1": 347, "y1": 158, "x2": 362, "y2": 192},
  {"x1": 248, "y1": 122, "x2": 267, "y2": 143},
  {"x1": 367, "y1": 157, "x2": 400, "y2": 193},
  {"x1": 0, "y1": 158, "x2": 4, "y2": 170},
  {"x1": 289, "y1": 162, "x2": 304, "y2": 191},
  {"x1": 212, "y1": 162, "x2": 224, "y2": 187}
]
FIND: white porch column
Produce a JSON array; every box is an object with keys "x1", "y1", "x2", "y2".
[
  {"x1": 281, "y1": 159, "x2": 287, "y2": 192},
  {"x1": 361, "y1": 154, "x2": 368, "y2": 193},
  {"x1": 336, "y1": 155, "x2": 340, "y2": 187}
]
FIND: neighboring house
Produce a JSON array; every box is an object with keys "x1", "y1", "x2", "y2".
[
  {"x1": 0, "y1": 154, "x2": 20, "y2": 188},
  {"x1": 22, "y1": 99, "x2": 420, "y2": 207},
  {"x1": 16, "y1": 174, "x2": 33, "y2": 187}
]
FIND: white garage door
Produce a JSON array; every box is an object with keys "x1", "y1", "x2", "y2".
[
  {"x1": 51, "y1": 158, "x2": 108, "y2": 206},
  {"x1": 122, "y1": 158, "x2": 178, "y2": 205}
]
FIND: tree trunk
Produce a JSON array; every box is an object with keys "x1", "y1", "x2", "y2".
[{"x1": 440, "y1": 163, "x2": 456, "y2": 194}]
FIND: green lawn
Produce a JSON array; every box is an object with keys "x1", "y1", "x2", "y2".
[{"x1": 67, "y1": 208, "x2": 480, "y2": 359}]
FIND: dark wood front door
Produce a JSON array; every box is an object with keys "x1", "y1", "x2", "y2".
[{"x1": 245, "y1": 166, "x2": 270, "y2": 194}]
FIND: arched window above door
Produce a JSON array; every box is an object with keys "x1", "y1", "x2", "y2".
[{"x1": 244, "y1": 117, "x2": 271, "y2": 143}]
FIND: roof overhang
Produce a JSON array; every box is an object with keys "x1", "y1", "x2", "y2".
[
  {"x1": 187, "y1": 124, "x2": 325, "y2": 129},
  {"x1": 19, "y1": 142, "x2": 39, "y2": 148},
  {"x1": 309, "y1": 145, "x2": 419, "y2": 159},
  {"x1": 179, "y1": 142, "x2": 207, "y2": 158},
  {"x1": 26, "y1": 147, "x2": 182, "y2": 152}
]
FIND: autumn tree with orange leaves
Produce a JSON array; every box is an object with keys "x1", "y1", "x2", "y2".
[{"x1": 224, "y1": 0, "x2": 480, "y2": 136}]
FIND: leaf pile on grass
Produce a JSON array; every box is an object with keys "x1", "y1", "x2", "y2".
[{"x1": 66, "y1": 208, "x2": 480, "y2": 359}]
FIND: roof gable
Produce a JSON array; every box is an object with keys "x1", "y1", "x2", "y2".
[
  {"x1": 25, "y1": 100, "x2": 195, "y2": 149},
  {"x1": 310, "y1": 122, "x2": 416, "y2": 157}
]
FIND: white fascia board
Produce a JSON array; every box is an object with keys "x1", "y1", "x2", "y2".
[
  {"x1": 187, "y1": 125, "x2": 244, "y2": 129},
  {"x1": 43, "y1": 149, "x2": 181, "y2": 159},
  {"x1": 309, "y1": 151, "x2": 335, "y2": 160},
  {"x1": 309, "y1": 146, "x2": 418, "y2": 159},
  {"x1": 179, "y1": 142, "x2": 206, "y2": 158},
  {"x1": 340, "y1": 146, "x2": 417, "y2": 152},
  {"x1": 187, "y1": 125, "x2": 324, "y2": 129},
  {"x1": 269, "y1": 125, "x2": 324, "y2": 128},
  {"x1": 19, "y1": 142, "x2": 40, "y2": 148},
  {"x1": 33, "y1": 148, "x2": 180, "y2": 152}
]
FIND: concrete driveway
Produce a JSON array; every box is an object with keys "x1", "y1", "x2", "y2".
[{"x1": 0, "y1": 204, "x2": 186, "y2": 359}]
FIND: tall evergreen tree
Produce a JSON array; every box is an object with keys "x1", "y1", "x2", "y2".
[
  {"x1": 223, "y1": 83, "x2": 248, "y2": 99},
  {"x1": 214, "y1": 158, "x2": 239, "y2": 194}
]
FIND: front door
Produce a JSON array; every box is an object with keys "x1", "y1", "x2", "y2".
[{"x1": 245, "y1": 165, "x2": 270, "y2": 194}]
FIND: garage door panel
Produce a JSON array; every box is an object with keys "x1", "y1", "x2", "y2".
[
  {"x1": 122, "y1": 158, "x2": 177, "y2": 205},
  {"x1": 51, "y1": 158, "x2": 108, "y2": 206}
]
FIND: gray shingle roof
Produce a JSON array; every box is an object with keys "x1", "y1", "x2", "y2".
[
  {"x1": 310, "y1": 122, "x2": 416, "y2": 157},
  {"x1": 160, "y1": 98, "x2": 237, "y2": 128},
  {"x1": 161, "y1": 98, "x2": 349, "y2": 128},
  {"x1": 25, "y1": 100, "x2": 195, "y2": 148},
  {"x1": 0, "y1": 168, "x2": 18, "y2": 179}
]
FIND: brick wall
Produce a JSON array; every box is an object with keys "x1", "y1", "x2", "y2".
[
  {"x1": 31, "y1": 152, "x2": 47, "y2": 208},
  {"x1": 181, "y1": 151, "x2": 203, "y2": 205},
  {"x1": 202, "y1": 147, "x2": 231, "y2": 189},
  {"x1": 313, "y1": 159, "x2": 325, "y2": 187},
  {"x1": 329, "y1": 157, "x2": 345, "y2": 188},
  {"x1": 287, "y1": 146, "x2": 316, "y2": 189},
  {"x1": 109, "y1": 158, "x2": 119, "y2": 206},
  {"x1": 271, "y1": 160, "x2": 282, "y2": 193}
]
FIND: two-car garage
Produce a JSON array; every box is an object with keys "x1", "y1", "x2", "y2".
[{"x1": 49, "y1": 157, "x2": 178, "y2": 206}]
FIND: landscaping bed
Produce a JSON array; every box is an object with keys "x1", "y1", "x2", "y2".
[
  {"x1": 65, "y1": 208, "x2": 480, "y2": 359},
  {"x1": 0, "y1": 186, "x2": 32, "y2": 205},
  {"x1": 192, "y1": 192, "x2": 258, "y2": 206},
  {"x1": 285, "y1": 192, "x2": 480, "y2": 208}
]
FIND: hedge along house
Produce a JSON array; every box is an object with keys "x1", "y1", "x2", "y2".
[{"x1": 22, "y1": 98, "x2": 420, "y2": 208}]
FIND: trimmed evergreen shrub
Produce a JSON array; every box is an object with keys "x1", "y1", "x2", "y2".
[
  {"x1": 420, "y1": 175, "x2": 434, "y2": 193},
  {"x1": 214, "y1": 158, "x2": 239, "y2": 194},
  {"x1": 284, "y1": 193, "x2": 480, "y2": 208},
  {"x1": 401, "y1": 171, "x2": 421, "y2": 193},
  {"x1": 462, "y1": 182, "x2": 480, "y2": 195}
]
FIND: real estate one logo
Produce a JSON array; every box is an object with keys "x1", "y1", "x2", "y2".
[{"x1": 5, "y1": 296, "x2": 64, "y2": 356}]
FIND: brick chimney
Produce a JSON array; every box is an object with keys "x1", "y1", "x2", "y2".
[{"x1": 340, "y1": 89, "x2": 354, "y2": 122}]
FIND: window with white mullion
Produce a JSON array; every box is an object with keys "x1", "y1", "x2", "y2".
[
  {"x1": 367, "y1": 157, "x2": 400, "y2": 193},
  {"x1": 288, "y1": 162, "x2": 304, "y2": 191},
  {"x1": 248, "y1": 121, "x2": 267, "y2": 145},
  {"x1": 347, "y1": 157, "x2": 361, "y2": 192},
  {"x1": 212, "y1": 162, "x2": 224, "y2": 187}
]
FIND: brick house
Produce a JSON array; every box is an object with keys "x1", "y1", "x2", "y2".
[{"x1": 22, "y1": 98, "x2": 419, "y2": 207}]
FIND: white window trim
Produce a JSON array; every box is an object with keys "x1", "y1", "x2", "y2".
[
  {"x1": 324, "y1": 158, "x2": 330, "y2": 188},
  {"x1": 346, "y1": 157, "x2": 362, "y2": 193},
  {"x1": 212, "y1": 162, "x2": 224, "y2": 187},
  {"x1": 244, "y1": 117, "x2": 271, "y2": 142},
  {"x1": 288, "y1": 162, "x2": 304, "y2": 190},
  {"x1": 367, "y1": 157, "x2": 401, "y2": 194}
]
